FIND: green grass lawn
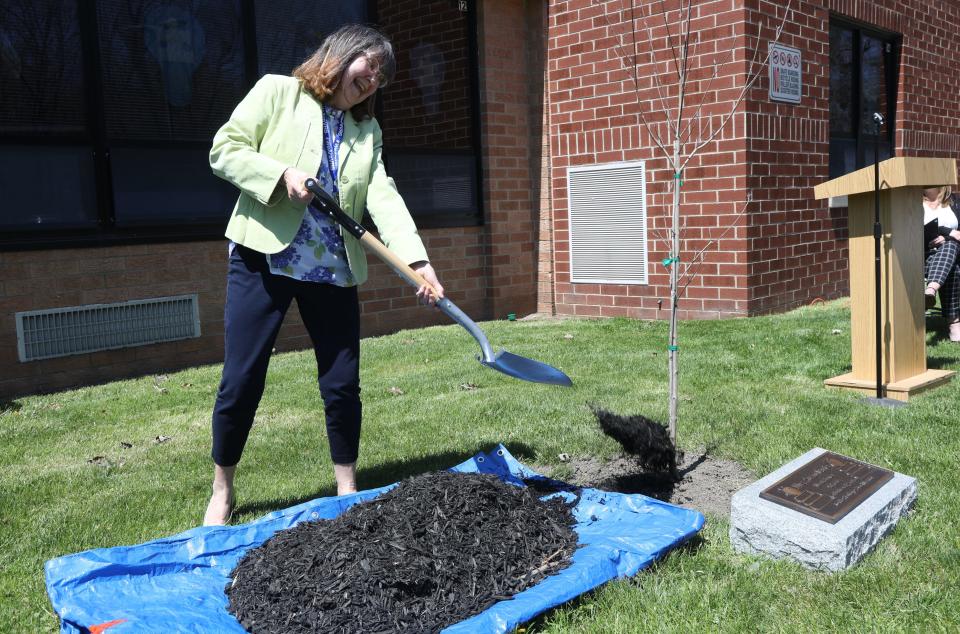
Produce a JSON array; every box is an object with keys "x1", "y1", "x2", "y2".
[{"x1": 3, "y1": 299, "x2": 959, "y2": 632}]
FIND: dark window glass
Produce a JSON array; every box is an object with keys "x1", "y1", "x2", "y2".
[
  {"x1": 0, "y1": 1, "x2": 86, "y2": 135},
  {"x1": 377, "y1": 0, "x2": 480, "y2": 223},
  {"x1": 829, "y1": 138, "x2": 857, "y2": 180},
  {"x1": 111, "y1": 147, "x2": 238, "y2": 226},
  {"x1": 0, "y1": 146, "x2": 98, "y2": 228},
  {"x1": 828, "y1": 21, "x2": 898, "y2": 179},
  {"x1": 0, "y1": 0, "x2": 480, "y2": 247},
  {"x1": 387, "y1": 152, "x2": 477, "y2": 217},
  {"x1": 255, "y1": 0, "x2": 367, "y2": 76},
  {"x1": 860, "y1": 35, "x2": 889, "y2": 138},
  {"x1": 93, "y1": 0, "x2": 248, "y2": 227},
  {"x1": 0, "y1": 2, "x2": 94, "y2": 230},
  {"x1": 95, "y1": 0, "x2": 246, "y2": 141},
  {"x1": 829, "y1": 26, "x2": 854, "y2": 138}
]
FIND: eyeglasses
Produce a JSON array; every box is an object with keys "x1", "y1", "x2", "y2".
[{"x1": 363, "y1": 54, "x2": 388, "y2": 87}]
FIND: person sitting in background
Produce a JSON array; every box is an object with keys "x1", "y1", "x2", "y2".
[{"x1": 922, "y1": 185, "x2": 960, "y2": 342}]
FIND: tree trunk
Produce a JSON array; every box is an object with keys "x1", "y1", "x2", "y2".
[{"x1": 668, "y1": 138, "x2": 680, "y2": 445}]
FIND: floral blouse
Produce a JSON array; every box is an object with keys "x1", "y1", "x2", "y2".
[{"x1": 267, "y1": 104, "x2": 355, "y2": 286}]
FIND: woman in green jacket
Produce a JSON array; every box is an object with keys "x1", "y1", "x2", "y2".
[{"x1": 204, "y1": 25, "x2": 443, "y2": 526}]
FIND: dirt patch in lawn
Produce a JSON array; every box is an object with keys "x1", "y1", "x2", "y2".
[{"x1": 545, "y1": 451, "x2": 756, "y2": 518}]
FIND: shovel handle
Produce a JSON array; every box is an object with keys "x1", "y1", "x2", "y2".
[
  {"x1": 305, "y1": 179, "x2": 504, "y2": 364},
  {"x1": 303, "y1": 178, "x2": 442, "y2": 300},
  {"x1": 358, "y1": 233, "x2": 442, "y2": 299}
]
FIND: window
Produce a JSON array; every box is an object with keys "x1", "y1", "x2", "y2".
[
  {"x1": 0, "y1": 0, "x2": 481, "y2": 250},
  {"x1": 829, "y1": 19, "x2": 900, "y2": 179},
  {"x1": 377, "y1": 0, "x2": 482, "y2": 227}
]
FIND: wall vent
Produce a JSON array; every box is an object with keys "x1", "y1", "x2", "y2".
[
  {"x1": 15, "y1": 295, "x2": 200, "y2": 362},
  {"x1": 568, "y1": 161, "x2": 648, "y2": 284}
]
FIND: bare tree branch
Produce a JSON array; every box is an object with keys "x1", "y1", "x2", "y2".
[
  {"x1": 601, "y1": 0, "x2": 674, "y2": 163},
  {"x1": 678, "y1": 0, "x2": 794, "y2": 172},
  {"x1": 674, "y1": 0, "x2": 692, "y2": 138},
  {"x1": 633, "y1": 0, "x2": 681, "y2": 141},
  {"x1": 657, "y1": 0, "x2": 683, "y2": 81},
  {"x1": 677, "y1": 195, "x2": 752, "y2": 294},
  {"x1": 647, "y1": 205, "x2": 672, "y2": 247},
  {"x1": 677, "y1": 24, "x2": 735, "y2": 147},
  {"x1": 595, "y1": 0, "x2": 795, "y2": 444}
]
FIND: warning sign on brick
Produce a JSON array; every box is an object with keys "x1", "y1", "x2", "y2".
[{"x1": 768, "y1": 42, "x2": 802, "y2": 104}]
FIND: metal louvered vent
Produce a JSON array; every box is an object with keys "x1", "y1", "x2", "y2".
[
  {"x1": 568, "y1": 161, "x2": 648, "y2": 284},
  {"x1": 15, "y1": 295, "x2": 200, "y2": 362}
]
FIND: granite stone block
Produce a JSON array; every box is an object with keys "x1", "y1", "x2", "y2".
[{"x1": 730, "y1": 448, "x2": 916, "y2": 571}]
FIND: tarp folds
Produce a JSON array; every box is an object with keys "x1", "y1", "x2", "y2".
[{"x1": 45, "y1": 445, "x2": 705, "y2": 633}]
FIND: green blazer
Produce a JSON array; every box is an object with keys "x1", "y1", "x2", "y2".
[{"x1": 210, "y1": 74, "x2": 428, "y2": 285}]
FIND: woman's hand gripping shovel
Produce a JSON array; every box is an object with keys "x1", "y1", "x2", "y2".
[{"x1": 304, "y1": 179, "x2": 572, "y2": 387}]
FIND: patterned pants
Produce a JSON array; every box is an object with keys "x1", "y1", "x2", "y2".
[{"x1": 925, "y1": 239, "x2": 960, "y2": 320}]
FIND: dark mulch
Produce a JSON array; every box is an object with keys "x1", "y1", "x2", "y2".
[
  {"x1": 592, "y1": 406, "x2": 678, "y2": 475},
  {"x1": 227, "y1": 470, "x2": 580, "y2": 633}
]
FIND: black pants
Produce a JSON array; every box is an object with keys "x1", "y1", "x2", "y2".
[
  {"x1": 925, "y1": 240, "x2": 960, "y2": 320},
  {"x1": 211, "y1": 245, "x2": 361, "y2": 467}
]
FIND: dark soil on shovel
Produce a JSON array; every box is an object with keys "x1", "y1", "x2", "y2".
[{"x1": 226, "y1": 471, "x2": 579, "y2": 633}]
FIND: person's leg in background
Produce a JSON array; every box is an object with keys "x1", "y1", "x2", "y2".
[
  {"x1": 204, "y1": 246, "x2": 295, "y2": 525},
  {"x1": 940, "y1": 262, "x2": 960, "y2": 342},
  {"x1": 297, "y1": 284, "x2": 362, "y2": 495},
  {"x1": 925, "y1": 240, "x2": 960, "y2": 308}
]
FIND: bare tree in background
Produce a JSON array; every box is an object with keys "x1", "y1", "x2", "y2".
[{"x1": 599, "y1": 0, "x2": 794, "y2": 446}]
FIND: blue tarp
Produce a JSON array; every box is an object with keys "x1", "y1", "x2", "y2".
[{"x1": 45, "y1": 445, "x2": 705, "y2": 633}]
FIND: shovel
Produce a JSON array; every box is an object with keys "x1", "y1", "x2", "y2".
[{"x1": 304, "y1": 178, "x2": 572, "y2": 387}]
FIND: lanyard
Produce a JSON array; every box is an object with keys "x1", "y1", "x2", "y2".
[{"x1": 322, "y1": 105, "x2": 345, "y2": 199}]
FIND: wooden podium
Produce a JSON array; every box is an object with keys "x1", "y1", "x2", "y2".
[{"x1": 814, "y1": 157, "x2": 957, "y2": 401}]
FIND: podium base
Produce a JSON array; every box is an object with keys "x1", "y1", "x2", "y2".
[{"x1": 824, "y1": 369, "x2": 955, "y2": 402}]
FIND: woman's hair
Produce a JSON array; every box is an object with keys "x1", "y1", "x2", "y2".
[
  {"x1": 924, "y1": 185, "x2": 953, "y2": 207},
  {"x1": 293, "y1": 24, "x2": 396, "y2": 121}
]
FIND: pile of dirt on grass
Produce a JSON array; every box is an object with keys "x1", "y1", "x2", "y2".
[{"x1": 227, "y1": 471, "x2": 579, "y2": 633}]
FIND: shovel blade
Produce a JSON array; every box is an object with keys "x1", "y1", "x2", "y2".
[{"x1": 481, "y1": 350, "x2": 572, "y2": 387}]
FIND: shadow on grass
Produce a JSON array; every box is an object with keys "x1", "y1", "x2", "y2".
[
  {"x1": 0, "y1": 400, "x2": 22, "y2": 413},
  {"x1": 921, "y1": 315, "x2": 960, "y2": 368},
  {"x1": 927, "y1": 355, "x2": 956, "y2": 370},
  {"x1": 235, "y1": 441, "x2": 538, "y2": 518},
  {"x1": 925, "y1": 315, "x2": 960, "y2": 352}
]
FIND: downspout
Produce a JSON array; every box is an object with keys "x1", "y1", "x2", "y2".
[{"x1": 544, "y1": 1, "x2": 557, "y2": 315}]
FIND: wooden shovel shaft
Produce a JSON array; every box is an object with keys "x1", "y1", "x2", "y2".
[
  {"x1": 302, "y1": 177, "x2": 440, "y2": 300},
  {"x1": 357, "y1": 232, "x2": 441, "y2": 301}
]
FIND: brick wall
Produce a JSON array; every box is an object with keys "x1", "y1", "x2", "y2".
[
  {"x1": 545, "y1": 0, "x2": 753, "y2": 320},
  {"x1": 478, "y1": 0, "x2": 545, "y2": 320},
  {"x1": 0, "y1": 228, "x2": 484, "y2": 398},
  {"x1": 744, "y1": 0, "x2": 960, "y2": 312},
  {"x1": 538, "y1": 3, "x2": 557, "y2": 315},
  {"x1": 543, "y1": 0, "x2": 960, "y2": 319},
  {"x1": 743, "y1": 0, "x2": 844, "y2": 314},
  {"x1": 0, "y1": 242, "x2": 222, "y2": 398}
]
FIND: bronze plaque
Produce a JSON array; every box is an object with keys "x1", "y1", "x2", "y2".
[{"x1": 759, "y1": 452, "x2": 894, "y2": 524}]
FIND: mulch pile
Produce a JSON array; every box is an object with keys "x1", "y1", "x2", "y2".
[{"x1": 226, "y1": 470, "x2": 580, "y2": 633}]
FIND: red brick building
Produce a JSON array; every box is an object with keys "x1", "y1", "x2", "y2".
[
  {"x1": 2, "y1": 0, "x2": 958, "y2": 397},
  {"x1": 542, "y1": 0, "x2": 960, "y2": 320}
]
